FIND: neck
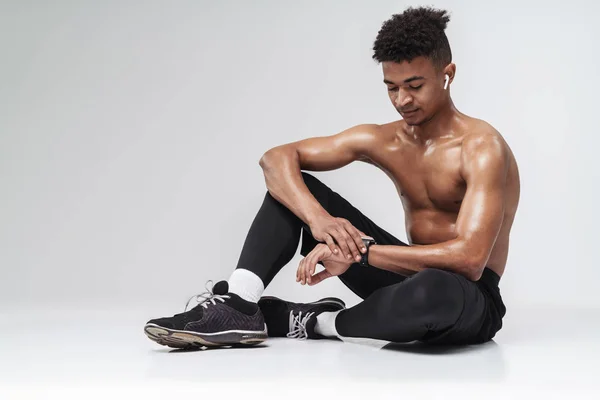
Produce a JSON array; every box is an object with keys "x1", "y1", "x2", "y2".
[{"x1": 406, "y1": 98, "x2": 461, "y2": 145}]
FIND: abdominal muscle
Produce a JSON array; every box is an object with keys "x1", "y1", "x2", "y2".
[
  {"x1": 405, "y1": 208, "x2": 509, "y2": 277},
  {"x1": 405, "y1": 209, "x2": 459, "y2": 245}
]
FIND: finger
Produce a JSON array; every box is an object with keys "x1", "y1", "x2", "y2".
[
  {"x1": 323, "y1": 234, "x2": 339, "y2": 256},
  {"x1": 301, "y1": 258, "x2": 308, "y2": 285},
  {"x1": 305, "y1": 253, "x2": 317, "y2": 284},
  {"x1": 307, "y1": 248, "x2": 325, "y2": 284},
  {"x1": 339, "y1": 228, "x2": 361, "y2": 262},
  {"x1": 332, "y1": 228, "x2": 352, "y2": 261},
  {"x1": 341, "y1": 221, "x2": 367, "y2": 257},
  {"x1": 350, "y1": 227, "x2": 367, "y2": 254},
  {"x1": 301, "y1": 257, "x2": 308, "y2": 285},
  {"x1": 298, "y1": 258, "x2": 306, "y2": 283},
  {"x1": 308, "y1": 258, "x2": 317, "y2": 278},
  {"x1": 338, "y1": 219, "x2": 363, "y2": 257},
  {"x1": 308, "y1": 269, "x2": 332, "y2": 286},
  {"x1": 304, "y1": 255, "x2": 315, "y2": 285},
  {"x1": 360, "y1": 232, "x2": 374, "y2": 240},
  {"x1": 354, "y1": 226, "x2": 373, "y2": 239}
]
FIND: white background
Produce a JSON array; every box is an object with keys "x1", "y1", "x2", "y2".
[{"x1": 1, "y1": 0, "x2": 599, "y2": 314}]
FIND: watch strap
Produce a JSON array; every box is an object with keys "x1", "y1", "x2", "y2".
[{"x1": 359, "y1": 237, "x2": 376, "y2": 267}]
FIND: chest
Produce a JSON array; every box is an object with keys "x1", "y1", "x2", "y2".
[{"x1": 379, "y1": 140, "x2": 466, "y2": 211}]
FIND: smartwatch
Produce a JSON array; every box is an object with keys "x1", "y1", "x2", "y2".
[{"x1": 359, "y1": 236, "x2": 377, "y2": 267}]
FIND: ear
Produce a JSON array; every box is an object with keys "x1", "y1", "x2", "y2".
[{"x1": 444, "y1": 63, "x2": 456, "y2": 84}]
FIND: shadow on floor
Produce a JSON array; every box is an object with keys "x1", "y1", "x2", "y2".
[{"x1": 382, "y1": 339, "x2": 499, "y2": 355}]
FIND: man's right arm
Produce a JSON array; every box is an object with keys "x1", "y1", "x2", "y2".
[{"x1": 258, "y1": 124, "x2": 380, "y2": 227}]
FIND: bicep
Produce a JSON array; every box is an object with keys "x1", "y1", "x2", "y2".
[
  {"x1": 265, "y1": 124, "x2": 378, "y2": 172},
  {"x1": 455, "y1": 135, "x2": 508, "y2": 266}
]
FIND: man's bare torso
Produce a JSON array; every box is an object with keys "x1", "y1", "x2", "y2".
[{"x1": 362, "y1": 115, "x2": 520, "y2": 278}]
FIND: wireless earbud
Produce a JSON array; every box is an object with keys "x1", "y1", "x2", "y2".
[{"x1": 444, "y1": 75, "x2": 450, "y2": 90}]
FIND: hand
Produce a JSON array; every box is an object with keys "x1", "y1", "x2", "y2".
[
  {"x1": 308, "y1": 214, "x2": 371, "y2": 263},
  {"x1": 296, "y1": 243, "x2": 355, "y2": 286}
]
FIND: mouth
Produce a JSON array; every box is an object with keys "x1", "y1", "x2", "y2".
[{"x1": 401, "y1": 109, "x2": 418, "y2": 115}]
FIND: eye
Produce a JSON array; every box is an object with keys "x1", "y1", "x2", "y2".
[
  {"x1": 387, "y1": 87, "x2": 398, "y2": 92},
  {"x1": 410, "y1": 85, "x2": 423, "y2": 90}
]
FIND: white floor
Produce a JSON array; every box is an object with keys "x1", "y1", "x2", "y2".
[{"x1": 1, "y1": 304, "x2": 599, "y2": 399}]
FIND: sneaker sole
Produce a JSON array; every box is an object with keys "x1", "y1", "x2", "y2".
[{"x1": 144, "y1": 323, "x2": 268, "y2": 349}]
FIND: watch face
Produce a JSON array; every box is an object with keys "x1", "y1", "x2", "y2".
[{"x1": 361, "y1": 238, "x2": 375, "y2": 252}]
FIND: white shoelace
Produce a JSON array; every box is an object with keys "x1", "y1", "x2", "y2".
[
  {"x1": 183, "y1": 280, "x2": 231, "y2": 312},
  {"x1": 286, "y1": 310, "x2": 315, "y2": 340}
]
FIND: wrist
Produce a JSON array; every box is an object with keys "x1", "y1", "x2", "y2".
[
  {"x1": 305, "y1": 207, "x2": 329, "y2": 227},
  {"x1": 359, "y1": 237, "x2": 377, "y2": 267}
]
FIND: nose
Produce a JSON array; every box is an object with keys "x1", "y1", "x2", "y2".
[{"x1": 394, "y1": 89, "x2": 413, "y2": 108}]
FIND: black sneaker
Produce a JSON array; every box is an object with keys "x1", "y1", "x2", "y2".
[
  {"x1": 257, "y1": 296, "x2": 345, "y2": 340},
  {"x1": 144, "y1": 281, "x2": 268, "y2": 348}
]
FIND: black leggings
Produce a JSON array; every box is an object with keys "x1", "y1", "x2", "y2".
[{"x1": 235, "y1": 172, "x2": 506, "y2": 345}]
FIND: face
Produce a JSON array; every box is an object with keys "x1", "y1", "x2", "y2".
[{"x1": 382, "y1": 56, "x2": 451, "y2": 125}]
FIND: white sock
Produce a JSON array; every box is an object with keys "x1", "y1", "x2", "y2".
[
  {"x1": 227, "y1": 268, "x2": 264, "y2": 303},
  {"x1": 314, "y1": 310, "x2": 341, "y2": 338}
]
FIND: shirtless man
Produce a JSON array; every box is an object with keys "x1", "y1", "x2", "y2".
[{"x1": 144, "y1": 6, "x2": 519, "y2": 348}]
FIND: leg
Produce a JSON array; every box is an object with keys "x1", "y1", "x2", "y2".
[
  {"x1": 232, "y1": 172, "x2": 488, "y2": 345},
  {"x1": 234, "y1": 171, "x2": 410, "y2": 298},
  {"x1": 335, "y1": 268, "x2": 488, "y2": 345},
  {"x1": 144, "y1": 171, "x2": 409, "y2": 348}
]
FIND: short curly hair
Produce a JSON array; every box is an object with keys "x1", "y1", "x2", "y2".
[{"x1": 372, "y1": 6, "x2": 452, "y2": 73}]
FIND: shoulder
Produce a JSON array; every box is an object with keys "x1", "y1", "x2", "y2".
[
  {"x1": 460, "y1": 120, "x2": 509, "y2": 179},
  {"x1": 461, "y1": 119, "x2": 507, "y2": 156},
  {"x1": 350, "y1": 119, "x2": 405, "y2": 138},
  {"x1": 341, "y1": 122, "x2": 393, "y2": 148},
  {"x1": 337, "y1": 122, "x2": 396, "y2": 164},
  {"x1": 343, "y1": 123, "x2": 382, "y2": 137}
]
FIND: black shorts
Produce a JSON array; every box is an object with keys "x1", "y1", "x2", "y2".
[{"x1": 419, "y1": 267, "x2": 506, "y2": 345}]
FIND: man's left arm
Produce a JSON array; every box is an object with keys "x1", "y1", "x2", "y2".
[{"x1": 367, "y1": 134, "x2": 509, "y2": 281}]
